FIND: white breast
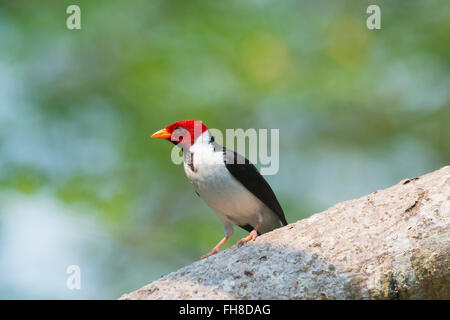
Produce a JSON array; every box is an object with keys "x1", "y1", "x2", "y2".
[{"x1": 183, "y1": 132, "x2": 267, "y2": 232}]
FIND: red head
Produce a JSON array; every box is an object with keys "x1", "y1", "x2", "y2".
[{"x1": 151, "y1": 120, "x2": 209, "y2": 147}]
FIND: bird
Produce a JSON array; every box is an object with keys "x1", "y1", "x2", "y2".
[{"x1": 151, "y1": 120, "x2": 287, "y2": 259}]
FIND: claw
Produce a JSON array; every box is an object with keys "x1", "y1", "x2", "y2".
[
  {"x1": 236, "y1": 229, "x2": 258, "y2": 247},
  {"x1": 201, "y1": 248, "x2": 219, "y2": 259}
]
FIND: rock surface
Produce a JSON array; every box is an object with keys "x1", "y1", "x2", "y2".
[{"x1": 121, "y1": 166, "x2": 450, "y2": 299}]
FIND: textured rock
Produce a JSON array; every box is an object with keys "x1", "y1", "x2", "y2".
[{"x1": 121, "y1": 166, "x2": 450, "y2": 300}]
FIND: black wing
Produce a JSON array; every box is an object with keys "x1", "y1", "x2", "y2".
[{"x1": 219, "y1": 145, "x2": 288, "y2": 226}]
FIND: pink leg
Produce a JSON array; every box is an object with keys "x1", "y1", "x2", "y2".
[
  {"x1": 201, "y1": 235, "x2": 230, "y2": 259},
  {"x1": 237, "y1": 222, "x2": 260, "y2": 247}
]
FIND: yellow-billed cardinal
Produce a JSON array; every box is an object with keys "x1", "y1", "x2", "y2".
[{"x1": 151, "y1": 120, "x2": 287, "y2": 259}]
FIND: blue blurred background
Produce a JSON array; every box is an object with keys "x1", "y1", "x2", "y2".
[{"x1": 0, "y1": 0, "x2": 448, "y2": 298}]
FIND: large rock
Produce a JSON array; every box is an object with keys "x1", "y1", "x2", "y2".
[{"x1": 121, "y1": 166, "x2": 450, "y2": 299}]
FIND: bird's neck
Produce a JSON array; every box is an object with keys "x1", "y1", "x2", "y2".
[
  {"x1": 183, "y1": 130, "x2": 214, "y2": 152},
  {"x1": 182, "y1": 130, "x2": 218, "y2": 171}
]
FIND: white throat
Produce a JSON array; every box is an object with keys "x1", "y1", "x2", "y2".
[{"x1": 190, "y1": 130, "x2": 213, "y2": 150}]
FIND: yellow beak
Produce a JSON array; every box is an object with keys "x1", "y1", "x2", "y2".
[{"x1": 151, "y1": 128, "x2": 172, "y2": 140}]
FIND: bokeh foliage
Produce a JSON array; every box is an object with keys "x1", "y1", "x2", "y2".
[{"x1": 0, "y1": 0, "x2": 448, "y2": 298}]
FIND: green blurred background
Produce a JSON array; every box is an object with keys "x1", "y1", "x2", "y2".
[{"x1": 0, "y1": 0, "x2": 448, "y2": 298}]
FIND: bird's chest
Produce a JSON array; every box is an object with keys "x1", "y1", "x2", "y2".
[
  {"x1": 183, "y1": 146, "x2": 262, "y2": 223},
  {"x1": 183, "y1": 147, "x2": 232, "y2": 194}
]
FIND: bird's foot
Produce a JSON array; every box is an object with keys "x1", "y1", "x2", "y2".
[
  {"x1": 201, "y1": 247, "x2": 220, "y2": 259},
  {"x1": 237, "y1": 230, "x2": 258, "y2": 247},
  {"x1": 201, "y1": 235, "x2": 230, "y2": 259}
]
